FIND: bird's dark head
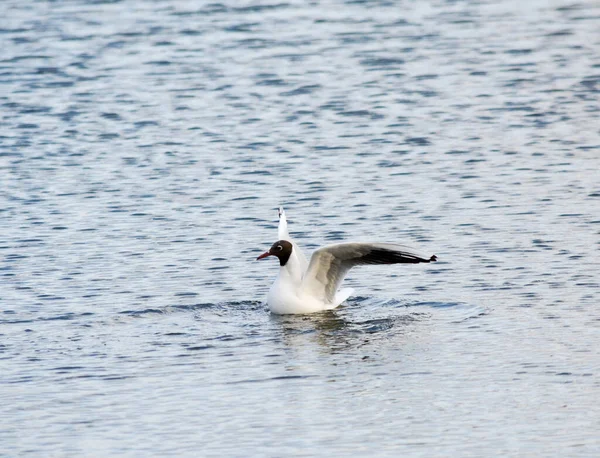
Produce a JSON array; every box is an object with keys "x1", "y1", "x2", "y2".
[{"x1": 256, "y1": 240, "x2": 293, "y2": 266}]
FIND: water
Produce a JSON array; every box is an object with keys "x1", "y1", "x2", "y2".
[{"x1": 1, "y1": 0, "x2": 599, "y2": 456}]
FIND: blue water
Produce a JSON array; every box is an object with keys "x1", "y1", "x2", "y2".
[{"x1": 1, "y1": 0, "x2": 599, "y2": 456}]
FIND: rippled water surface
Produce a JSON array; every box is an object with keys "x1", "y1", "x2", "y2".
[{"x1": 1, "y1": 0, "x2": 600, "y2": 456}]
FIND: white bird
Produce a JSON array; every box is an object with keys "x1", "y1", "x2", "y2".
[{"x1": 257, "y1": 207, "x2": 437, "y2": 314}]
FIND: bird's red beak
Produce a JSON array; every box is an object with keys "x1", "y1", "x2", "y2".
[{"x1": 256, "y1": 251, "x2": 272, "y2": 260}]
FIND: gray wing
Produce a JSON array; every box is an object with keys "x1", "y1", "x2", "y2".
[{"x1": 301, "y1": 242, "x2": 437, "y2": 303}]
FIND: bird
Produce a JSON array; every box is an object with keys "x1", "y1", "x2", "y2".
[{"x1": 256, "y1": 207, "x2": 437, "y2": 314}]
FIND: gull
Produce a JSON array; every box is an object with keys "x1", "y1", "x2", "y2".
[{"x1": 257, "y1": 208, "x2": 437, "y2": 314}]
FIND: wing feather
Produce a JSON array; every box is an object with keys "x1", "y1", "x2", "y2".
[
  {"x1": 278, "y1": 207, "x2": 308, "y2": 272},
  {"x1": 302, "y1": 242, "x2": 436, "y2": 303}
]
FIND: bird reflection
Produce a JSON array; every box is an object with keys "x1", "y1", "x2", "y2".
[{"x1": 271, "y1": 300, "x2": 426, "y2": 353}]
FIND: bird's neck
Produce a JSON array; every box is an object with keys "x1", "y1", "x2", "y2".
[{"x1": 279, "y1": 251, "x2": 304, "y2": 285}]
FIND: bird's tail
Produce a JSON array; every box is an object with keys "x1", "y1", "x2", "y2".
[{"x1": 327, "y1": 288, "x2": 355, "y2": 309}]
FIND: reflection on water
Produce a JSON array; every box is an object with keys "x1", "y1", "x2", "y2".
[{"x1": 273, "y1": 300, "x2": 430, "y2": 353}]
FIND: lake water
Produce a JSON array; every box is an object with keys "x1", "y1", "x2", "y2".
[{"x1": 1, "y1": 0, "x2": 599, "y2": 456}]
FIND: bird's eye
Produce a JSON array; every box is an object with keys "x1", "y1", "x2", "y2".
[{"x1": 277, "y1": 245, "x2": 283, "y2": 251}]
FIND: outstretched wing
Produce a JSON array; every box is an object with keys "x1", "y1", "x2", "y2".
[
  {"x1": 277, "y1": 207, "x2": 291, "y2": 240},
  {"x1": 301, "y1": 242, "x2": 437, "y2": 303},
  {"x1": 278, "y1": 207, "x2": 309, "y2": 272}
]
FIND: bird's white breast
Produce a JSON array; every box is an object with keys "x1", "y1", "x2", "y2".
[{"x1": 267, "y1": 269, "x2": 325, "y2": 314}]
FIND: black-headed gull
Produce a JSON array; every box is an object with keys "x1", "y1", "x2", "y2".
[{"x1": 257, "y1": 208, "x2": 437, "y2": 314}]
